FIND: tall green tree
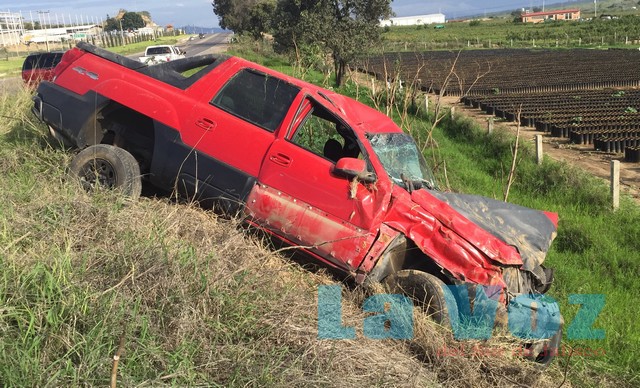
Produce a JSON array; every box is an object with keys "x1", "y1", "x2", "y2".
[
  {"x1": 121, "y1": 12, "x2": 145, "y2": 30},
  {"x1": 211, "y1": 0, "x2": 275, "y2": 38},
  {"x1": 104, "y1": 12, "x2": 145, "y2": 32},
  {"x1": 272, "y1": 0, "x2": 393, "y2": 86},
  {"x1": 104, "y1": 15, "x2": 119, "y2": 32}
]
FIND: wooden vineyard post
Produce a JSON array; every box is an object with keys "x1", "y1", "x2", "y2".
[
  {"x1": 611, "y1": 160, "x2": 620, "y2": 210},
  {"x1": 536, "y1": 135, "x2": 543, "y2": 165},
  {"x1": 487, "y1": 117, "x2": 494, "y2": 134},
  {"x1": 450, "y1": 107, "x2": 456, "y2": 119}
]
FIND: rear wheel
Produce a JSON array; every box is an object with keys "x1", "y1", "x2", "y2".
[
  {"x1": 69, "y1": 144, "x2": 142, "y2": 199},
  {"x1": 385, "y1": 270, "x2": 459, "y2": 328}
]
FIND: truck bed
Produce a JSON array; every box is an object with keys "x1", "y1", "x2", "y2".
[{"x1": 75, "y1": 41, "x2": 229, "y2": 90}]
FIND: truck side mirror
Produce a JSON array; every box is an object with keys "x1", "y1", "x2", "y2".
[{"x1": 334, "y1": 157, "x2": 377, "y2": 183}]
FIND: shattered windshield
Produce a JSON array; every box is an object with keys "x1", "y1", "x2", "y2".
[{"x1": 368, "y1": 133, "x2": 437, "y2": 191}]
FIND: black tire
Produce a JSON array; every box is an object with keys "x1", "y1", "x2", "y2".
[
  {"x1": 384, "y1": 270, "x2": 459, "y2": 328},
  {"x1": 69, "y1": 144, "x2": 142, "y2": 199}
]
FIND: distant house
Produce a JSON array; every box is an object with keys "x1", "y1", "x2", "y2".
[
  {"x1": 380, "y1": 13, "x2": 446, "y2": 27},
  {"x1": 521, "y1": 9, "x2": 580, "y2": 23}
]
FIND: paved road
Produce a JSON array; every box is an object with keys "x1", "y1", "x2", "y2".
[
  {"x1": 127, "y1": 32, "x2": 232, "y2": 60},
  {"x1": 181, "y1": 32, "x2": 232, "y2": 56}
]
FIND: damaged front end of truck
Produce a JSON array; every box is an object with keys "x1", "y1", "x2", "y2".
[{"x1": 360, "y1": 132, "x2": 562, "y2": 363}]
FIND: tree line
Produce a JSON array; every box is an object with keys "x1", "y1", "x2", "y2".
[{"x1": 211, "y1": 0, "x2": 393, "y2": 86}]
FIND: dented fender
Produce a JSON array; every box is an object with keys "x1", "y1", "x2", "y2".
[{"x1": 365, "y1": 186, "x2": 558, "y2": 293}]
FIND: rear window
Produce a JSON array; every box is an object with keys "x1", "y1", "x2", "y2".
[
  {"x1": 22, "y1": 53, "x2": 63, "y2": 71},
  {"x1": 146, "y1": 47, "x2": 171, "y2": 55}
]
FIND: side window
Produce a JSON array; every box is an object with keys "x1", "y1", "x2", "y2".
[
  {"x1": 211, "y1": 69, "x2": 300, "y2": 132},
  {"x1": 42, "y1": 54, "x2": 59, "y2": 68},
  {"x1": 23, "y1": 56, "x2": 36, "y2": 70},
  {"x1": 291, "y1": 102, "x2": 362, "y2": 164}
]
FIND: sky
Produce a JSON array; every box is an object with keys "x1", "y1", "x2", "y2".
[{"x1": 3, "y1": 0, "x2": 582, "y2": 28}]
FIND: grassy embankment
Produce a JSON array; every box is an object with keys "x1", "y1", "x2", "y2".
[
  {"x1": 1, "y1": 82, "x2": 576, "y2": 387},
  {"x1": 0, "y1": 44, "x2": 637, "y2": 386}
]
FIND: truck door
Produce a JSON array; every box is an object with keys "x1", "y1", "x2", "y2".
[
  {"x1": 179, "y1": 68, "x2": 300, "y2": 208},
  {"x1": 246, "y1": 96, "x2": 384, "y2": 270}
]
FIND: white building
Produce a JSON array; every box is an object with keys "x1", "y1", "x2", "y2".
[
  {"x1": 22, "y1": 25, "x2": 102, "y2": 44},
  {"x1": 380, "y1": 13, "x2": 446, "y2": 27}
]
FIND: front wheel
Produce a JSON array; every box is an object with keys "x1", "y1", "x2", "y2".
[
  {"x1": 69, "y1": 144, "x2": 142, "y2": 199},
  {"x1": 384, "y1": 270, "x2": 459, "y2": 328}
]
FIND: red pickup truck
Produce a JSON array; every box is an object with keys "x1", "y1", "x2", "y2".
[{"x1": 33, "y1": 42, "x2": 561, "y2": 361}]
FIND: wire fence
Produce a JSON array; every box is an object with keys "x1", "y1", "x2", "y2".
[
  {"x1": 379, "y1": 35, "x2": 640, "y2": 52},
  {"x1": 0, "y1": 9, "x2": 182, "y2": 58}
]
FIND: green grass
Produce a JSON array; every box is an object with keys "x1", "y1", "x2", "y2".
[
  {"x1": 1, "y1": 43, "x2": 638, "y2": 386},
  {"x1": 380, "y1": 14, "x2": 640, "y2": 51},
  {"x1": 3, "y1": 86, "x2": 568, "y2": 387},
  {"x1": 0, "y1": 57, "x2": 25, "y2": 78}
]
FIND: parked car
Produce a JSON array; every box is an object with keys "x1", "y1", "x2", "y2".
[
  {"x1": 138, "y1": 45, "x2": 186, "y2": 65},
  {"x1": 198, "y1": 33, "x2": 206, "y2": 39},
  {"x1": 21, "y1": 51, "x2": 64, "y2": 86},
  {"x1": 33, "y1": 42, "x2": 562, "y2": 362}
]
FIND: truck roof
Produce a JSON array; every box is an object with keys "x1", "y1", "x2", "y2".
[{"x1": 74, "y1": 42, "x2": 399, "y2": 135}]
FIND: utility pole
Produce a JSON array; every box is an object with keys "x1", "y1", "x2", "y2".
[
  {"x1": 37, "y1": 10, "x2": 50, "y2": 52},
  {"x1": 119, "y1": 18, "x2": 125, "y2": 45},
  {"x1": 594, "y1": 0, "x2": 597, "y2": 18}
]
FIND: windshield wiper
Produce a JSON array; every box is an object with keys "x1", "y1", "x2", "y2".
[
  {"x1": 400, "y1": 174, "x2": 436, "y2": 192},
  {"x1": 401, "y1": 173, "x2": 420, "y2": 193}
]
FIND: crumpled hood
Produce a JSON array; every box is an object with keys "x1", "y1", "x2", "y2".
[{"x1": 418, "y1": 190, "x2": 558, "y2": 277}]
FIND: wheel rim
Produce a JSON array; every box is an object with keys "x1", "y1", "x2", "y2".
[{"x1": 79, "y1": 158, "x2": 118, "y2": 188}]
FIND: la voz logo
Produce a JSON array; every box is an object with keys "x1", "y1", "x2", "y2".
[{"x1": 317, "y1": 285, "x2": 605, "y2": 341}]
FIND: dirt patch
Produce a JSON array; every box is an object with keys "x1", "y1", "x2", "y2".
[{"x1": 442, "y1": 95, "x2": 640, "y2": 203}]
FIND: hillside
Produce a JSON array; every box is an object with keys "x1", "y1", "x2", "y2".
[
  {"x1": 2, "y1": 45, "x2": 639, "y2": 385},
  {"x1": 0, "y1": 87, "x2": 573, "y2": 386},
  {"x1": 481, "y1": 0, "x2": 640, "y2": 19}
]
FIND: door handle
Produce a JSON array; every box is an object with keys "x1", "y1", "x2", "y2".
[
  {"x1": 270, "y1": 152, "x2": 291, "y2": 167},
  {"x1": 196, "y1": 118, "x2": 216, "y2": 131}
]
